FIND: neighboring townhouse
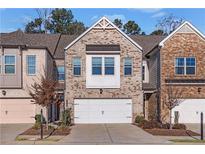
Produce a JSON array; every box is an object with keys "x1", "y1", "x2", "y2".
[
  {"x1": 143, "y1": 22, "x2": 205, "y2": 124},
  {"x1": 0, "y1": 17, "x2": 205, "y2": 124}
]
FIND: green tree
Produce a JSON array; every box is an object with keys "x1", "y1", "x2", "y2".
[
  {"x1": 123, "y1": 20, "x2": 141, "y2": 35},
  {"x1": 47, "y1": 8, "x2": 74, "y2": 34},
  {"x1": 150, "y1": 29, "x2": 165, "y2": 35},
  {"x1": 25, "y1": 18, "x2": 45, "y2": 33},
  {"x1": 141, "y1": 31, "x2": 146, "y2": 35},
  {"x1": 113, "y1": 18, "x2": 123, "y2": 29},
  {"x1": 67, "y1": 20, "x2": 86, "y2": 35}
]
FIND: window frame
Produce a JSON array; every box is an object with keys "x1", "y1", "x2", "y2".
[
  {"x1": 175, "y1": 57, "x2": 196, "y2": 76},
  {"x1": 104, "y1": 57, "x2": 115, "y2": 75},
  {"x1": 57, "y1": 65, "x2": 65, "y2": 81},
  {"x1": 72, "y1": 57, "x2": 81, "y2": 76},
  {"x1": 4, "y1": 54, "x2": 16, "y2": 75},
  {"x1": 26, "y1": 55, "x2": 36, "y2": 76},
  {"x1": 124, "y1": 57, "x2": 133, "y2": 76},
  {"x1": 92, "y1": 57, "x2": 102, "y2": 75}
]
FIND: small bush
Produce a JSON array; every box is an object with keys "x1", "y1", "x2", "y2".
[
  {"x1": 139, "y1": 120, "x2": 162, "y2": 129},
  {"x1": 172, "y1": 123, "x2": 187, "y2": 130},
  {"x1": 161, "y1": 123, "x2": 170, "y2": 129},
  {"x1": 135, "y1": 115, "x2": 145, "y2": 124},
  {"x1": 61, "y1": 108, "x2": 71, "y2": 126}
]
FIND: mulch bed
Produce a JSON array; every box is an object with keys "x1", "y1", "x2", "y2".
[
  {"x1": 144, "y1": 128, "x2": 200, "y2": 136},
  {"x1": 20, "y1": 126, "x2": 70, "y2": 136}
]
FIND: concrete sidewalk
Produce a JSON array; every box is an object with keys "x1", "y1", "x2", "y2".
[{"x1": 0, "y1": 124, "x2": 32, "y2": 144}]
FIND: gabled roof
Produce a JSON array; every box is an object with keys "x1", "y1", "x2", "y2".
[
  {"x1": 159, "y1": 21, "x2": 205, "y2": 46},
  {"x1": 65, "y1": 17, "x2": 143, "y2": 51}
]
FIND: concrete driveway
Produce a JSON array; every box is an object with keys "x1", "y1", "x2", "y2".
[
  {"x1": 58, "y1": 124, "x2": 170, "y2": 144},
  {"x1": 0, "y1": 124, "x2": 32, "y2": 144}
]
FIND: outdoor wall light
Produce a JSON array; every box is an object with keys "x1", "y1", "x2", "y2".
[
  {"x1": 100, "y1": 89, "x2": 103, "y2": 94},
  {"x1": 198, "y1": 87, "x2": 201, "y2": 94},
  {"x1": 2, "y1": 90, "x2": 6, "y2": 96}
]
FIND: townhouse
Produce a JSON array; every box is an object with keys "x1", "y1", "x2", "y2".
[{"x1": 0, "y1": 17, "x2": 204, "y2": 124}]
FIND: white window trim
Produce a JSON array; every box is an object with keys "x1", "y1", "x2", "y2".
[
  {"x1": 26, "y1": 55, "x2": 36, "y2": 76},
  {"x1": 72, "y1": 57, "x2": 82, "y2": 76},
  {"x1": 91, "y1": 56, "x2": 115, "y2": 76},
  {"x1": 4, "y1": 54, "x2": 16, "y2": 75},
  {"x1": 175, "y1": 57, "x2": 196, "y2": 75},
  {"x1": 124, "y1": 57, "x2": 133, "y2": 76}
]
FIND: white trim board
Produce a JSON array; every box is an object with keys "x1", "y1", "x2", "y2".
[
  {"x1": 159, "y1": 21, "x2": 205, "y2": 47},
  {"x1": 64, "y1": 17, "x2": 143, "y2": 51}
]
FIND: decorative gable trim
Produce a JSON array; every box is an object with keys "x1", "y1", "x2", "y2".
[
  {"x1": 159, "y1": 21, "x2": 205, "y2": 47},
  {"x1": 64, "y1": 17, "x2": 142, "y2": 51}
]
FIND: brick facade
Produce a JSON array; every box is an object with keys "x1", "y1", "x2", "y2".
[
  {"x1": 65, "y1": 28, "x2": 143, "y2": 123},
  {"x1": 160, "y1": 33, "x2": 205, "y2": 122}
]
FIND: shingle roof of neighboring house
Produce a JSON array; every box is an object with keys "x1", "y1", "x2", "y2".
[
  {"x1": 0, "y1": 30, "x2": 165, "y2": 59},
  {"x1": 130, "y1": 35, "x2": 166, "y2": 56}
]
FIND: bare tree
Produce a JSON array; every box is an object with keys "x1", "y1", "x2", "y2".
[
  {"x1": 162, "y1": 83, "x2": 184, "y2": 129},
  {"x1": 28, "y1": 73, "x2": 60, "y2": 129},
  {"x1": 156, "y1": 14, "x2": 184, "y2": 35},
  {"x1": 35, "y1": 8, "x2": 52, "y2": 33}
]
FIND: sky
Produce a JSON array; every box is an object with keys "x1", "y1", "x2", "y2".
[{"x1": 0, "y1": 8, "x2": 205, "y2": 34}]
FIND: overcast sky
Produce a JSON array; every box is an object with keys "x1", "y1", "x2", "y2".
[{"x1": 0, "y1": 8, "x2": 205, "y2": 34}]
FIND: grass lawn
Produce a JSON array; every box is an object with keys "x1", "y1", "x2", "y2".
[{"x1": 170, "y1": 139, "x2": 205, "y2": 144}]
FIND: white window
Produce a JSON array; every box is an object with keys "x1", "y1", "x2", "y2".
[
  {"x1": 104, "y1": 57, "x2": 115, "y2": 75},
  {"x1": 73, "y1": 57, "x2": 81, "y2": 76},
  {"x1": 27, "y1": 55, "x2": 36, "y2": 75},
  {"x1": 124, "y1": 58, "x2": 132, "y2": 76},
  {"x1": 5, "y1": 55, "x2": 15, "y2": 74},
  {"x1": 92, "y1": 57, "x2": 102, "y2": 75},
  {"x1": 175, "y1": 57, "x2": 196, "y2": 75}
]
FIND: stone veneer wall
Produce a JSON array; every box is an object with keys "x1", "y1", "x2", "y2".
[
  {"x1": 160, "y1": 33, "x2": 205, "y2": 122},
  {"x1": 65, "y1": 28, "x2": 143, "y2": 123}
]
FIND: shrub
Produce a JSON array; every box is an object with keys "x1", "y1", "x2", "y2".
[
  {"x1": 139, "y1": 120, "x2": 162, "y2": 129},
  {"x1": 161, "y1": 123, "x2": 170, "y2": 129},
  {"x1": 172, "y1": 123, "x2": 187, "y2": 130},
  {"x1": 35, "y1": 114, "x2": 45, "y2": 124},
  {"x1": 135, "y1": 115, "x2": 145, "y2": 124},
  {"x1": 61, "y1": 108, "x2": 71, "y2": 126}
]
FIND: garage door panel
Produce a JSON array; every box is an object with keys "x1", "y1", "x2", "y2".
[
  {"x1": 74, "y1": 99, "x2": 132, "y2": 123},
  {"x1": 172, "y1": 99, "x2": 205, "y2": 123},
  {"x1": 0, "y1": 99, "x2": 35, "y2": 124}
]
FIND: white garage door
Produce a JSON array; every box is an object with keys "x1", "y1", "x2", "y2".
[
  {"x1": 0, "y1": 99, "x2": 36, "y2": 124},
  {"x1": 172, "y1": 99, "x2": 205, "y2": 123},
  {"x1": 74, "y1": 99, "x2": 132, "y2": 123}
]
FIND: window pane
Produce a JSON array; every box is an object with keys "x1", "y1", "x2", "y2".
[
  {"x1": 105, "y1": 67, "x2": 114, "y2": 75},
  {"x1": 73, "y1": 58, "x2": 81, "y2": 76},
  {"x1": 92, "y1": 67, "x2": 102, "y2": 75},
  {"x1": 27, "y1": 55, "x2": 36, "y2": 74},
  {"x1": 92, "y1": 57, "x2": 102, "y2": 75},
  {"x1": 5, "y1": 56, "x2": 15, "y2": 64},
  {"x1": 105, "y1": 57, "x2": 114, "y2": 75},
  {"x1": 175, "y1": 67, "x2": 184, "y2": 75},
  {"x1": 74, "y1": 67, "x2": 81, "y2": 75},
  {"x1": 5, "y1": 65, "x2": 15, "y2": 74},
  {"x1": 176, "y1": 58, "x2": 184, "y2": 66},
  {"x1": 124, "y1": 68, "x2": 132, "y2": 75},
  {"x1": 73, "y1": 58, "x2": 81, "y2": 66},
  {"x1": 124, "y1": 58, "x2": 132, "y2": 75},
  {"x1": 57, "y1": 66, "x2": 65, "y2": 80},
  {"x1": 186, "y1": 58, "x2": 195, "y2": 66},
  {"x1": 186, "y1": 67, "x2": 195, "y2": 75}
]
